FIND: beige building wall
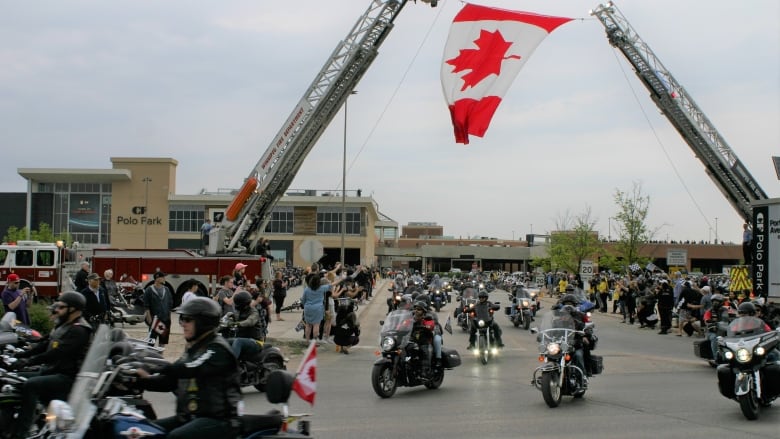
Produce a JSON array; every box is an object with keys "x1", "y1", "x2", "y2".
[{"x1": 110, "y1": 158, "x2": 177, "y2": 249}]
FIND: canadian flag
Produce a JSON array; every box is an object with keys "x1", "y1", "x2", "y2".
[
  {"x1": 441, "y1": 4, "x2": 572, "y2": 144},
  {"x1": 292, "y1": 340, "x2": 317, "y2": 405}
]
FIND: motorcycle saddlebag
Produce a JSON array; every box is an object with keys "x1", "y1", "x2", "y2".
[
  {"x1": 693, "y1": 339, "x2": 713, "y2": 359},
  {"x1": 240, "y1": 410, "x2": 283, "y2": 435},
  {"x1": 589, "y1": 355, "x2": 604, "y2": 375},
  {"x1": 441, "y1": 348, "x2": 462, "y2": 368},
  {"x1": 764, "y1": 363, "x2": 780, "y2": 399}
]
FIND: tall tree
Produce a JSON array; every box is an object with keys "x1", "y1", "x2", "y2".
[
  {"x1": 612, "y1": 182, "x2": 653, "y2": 269},
  {"x1": 549, "y1": 207, "x2": 603, "y2": 275}
]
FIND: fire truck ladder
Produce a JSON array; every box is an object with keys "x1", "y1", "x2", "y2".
[
  {"x1": 590, "y1": 2, "x2": 768, "y2": 222},
  {"x1": 213, "y1": 0, "x2": 432, "y2": 254}
]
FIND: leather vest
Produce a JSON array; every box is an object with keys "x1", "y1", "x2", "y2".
[
  {"x1": 235, "y1": 307, "x2": 262, "y2": 340},
  {"x1": 44, "y1": 317, "x2": 92, "y2": 376},
  {"x1": 175, "y1": 334, "x2": 242, "y2": 421}
]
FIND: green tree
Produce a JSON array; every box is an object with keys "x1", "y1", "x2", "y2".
[
  {"x1": 548, "y1": 208, "x2": 603, "y2": 275},
  {"x1": 612, "y1": 182, "x2": 654, "y2": 269},
  {"x1": 3, "y1": 222, "x2": 70, "y2": 244},
  {"x1": 530, "y1": 256, "x2": 551, "y2": 272}
]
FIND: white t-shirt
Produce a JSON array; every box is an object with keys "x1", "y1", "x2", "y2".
[{"x1": 181, "y1": 291, "x2": 196, "y2": 303}]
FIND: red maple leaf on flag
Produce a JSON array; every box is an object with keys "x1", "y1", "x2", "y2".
[
  {"x1": 292, "y1": 341, "x2": 317, "y2": 405},
  {"x1": 446, "y1": 29, "x2": 521, "y2": 91}
]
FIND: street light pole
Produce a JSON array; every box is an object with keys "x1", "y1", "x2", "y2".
[
  {"x1": 142, "y1": 177, "x2": 152, "y2": 249},
  {"x1": 715, "y1": 217, "x2": 718, "y2": 243},
  {"x1": 608, "y1": 217, "x2": 611, "y2": 241},
  {"x1": 341, "y1": 90, "x2": 357, "y2": 265}
]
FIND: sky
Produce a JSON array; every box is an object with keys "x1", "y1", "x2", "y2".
[{"x1": 1, "y1": 0, "x2": 778, "y2": 245}]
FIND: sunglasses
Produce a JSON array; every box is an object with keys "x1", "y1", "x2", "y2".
[{"x1": 179, "y1": 316, "x2": 196, "y2": 324}]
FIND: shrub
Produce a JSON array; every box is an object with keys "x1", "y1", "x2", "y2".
[{"x1": 28, "y1": 302, "x2": 53, "y2": 334}]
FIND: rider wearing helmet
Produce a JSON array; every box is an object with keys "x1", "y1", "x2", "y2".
[
  {"x1": 228, "y1": 290, "x2": 265, "y2": 360},
  {"x1": 411, "y1": 301, "x2": 436, "y2": 376},
  {"x1": 136, "y1": 297, "x2": 242, "y2": 439},
  {"x1": 467, "y1": 290, "x2": 504, "y2": 350},
  {"x1": 11, "y1": 291, "x2": 93, "y2": 439},
  {"x1": 704, "y1": 293, "x2": 731, "y2": 366}
]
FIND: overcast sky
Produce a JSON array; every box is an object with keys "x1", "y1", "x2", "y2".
[{"x1": 1, "y1": 0, "x2": 777, "y2": 245}]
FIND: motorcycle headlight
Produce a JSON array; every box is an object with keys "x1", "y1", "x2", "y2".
[
  {"x1": 521, "y1": 300, "x2": 530, "y2": 307},
  {"x1": 736, "y1": 348, "x2": 752, "y2": 363},
  {"x1": 479, "y1": 283, "x2": 485, "y2": 289},
  {"x1": 724, "y1": 351, "x2": 734, "y2": 360},
  {"x1": 755, "y1": 346, "x2": 766, "y2": 356},
  {"x1": 394, "y1": 295, "x2": 401, "y2": 301},
  {"x1": 478, "y1": 319, "x2": 485, "y2": 328},
  {"x1": 381, "y1": 337, "x2": 395, "y2": 351},
  {"x1": 46, "y1": 400, "x2": 75, "y2": 433},
  {"x1": 547, "y1": 343, "x2": 561, "y2": 355},
  {"x1": 468, "y1": 303, "x2": 474, "y2": 309}
]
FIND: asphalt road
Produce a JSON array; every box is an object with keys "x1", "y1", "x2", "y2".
[{"x1": 145, "y1": 285, "x2": 779, "y2": 439}]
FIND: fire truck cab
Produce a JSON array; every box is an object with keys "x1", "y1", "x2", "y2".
[{"x1": 0, "y1": 240, "x2": 73, "y2": 299}]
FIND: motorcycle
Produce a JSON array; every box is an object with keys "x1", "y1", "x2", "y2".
[
  {"x1": 371, "y1": 309, "x2": 461, "y2": 398},
  {"x1": 108, "y1": 275, "x2": 146, "y2": 326},
  {"x1": 220, "y1": 314, "x2": 287, "y2": 392},
  {"x1": 506, "y1": 289, "x2": 534, "y2": 330},
  {"x1": 531, "y1": 307, "x2": 602, "y2": 408},
  {"x1": 715, "y1": 316, "x2": 780, "y2": 420},
  {"x1": 281, "y1": 299, "x2": 302, "y2": 313},
  {"x1": 0, "y1": 312, "x2": 42, "y2": 349},
  {"x1": 41, "y1": 325, "x2": 311, "y2": 438},
  {"x1": 430, "y1": 289, "x2": 446, "y2": 313},
  {"x1": 455, "y1": 290, "x2": 477, "y2": 332},
  {"x1": 471, "y1": 302, "x2": 501, "y2": 365}
]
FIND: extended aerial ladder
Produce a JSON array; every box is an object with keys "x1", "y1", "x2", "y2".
[
  {"x1": 210, "y1": 0, "x2": 437, "y2": 254},
  {"x1": 590, "y1": 2, "x2": 769, "y2": 222}
]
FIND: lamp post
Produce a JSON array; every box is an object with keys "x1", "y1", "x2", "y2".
[
  {"x1": 341, "y1": 90, "x2": 357, "y2": 265},
  {"x1": 142, "y1": 177, "x2": 152, "y2": 249},
  {"x1": 608, "y1": 217, "x2": 612, "y2": 241},
  {"x1": 715, "y1": 217, "x2": 718, "y2": 244}
]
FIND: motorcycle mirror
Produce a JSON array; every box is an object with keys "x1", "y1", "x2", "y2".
[{"x1": 379, "y1": 320, "x2": 385, "y2": 326}]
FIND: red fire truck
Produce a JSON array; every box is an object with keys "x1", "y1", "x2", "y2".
[{"x1": 0, "y1": 240, "x2": 270, "y2": 304}]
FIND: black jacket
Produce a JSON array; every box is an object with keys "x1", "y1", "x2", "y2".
[
  {"x1": 142, "y1": 333, "x2": 241, "y2": 422},
  {"x1": 73, "y1": 269, "x2": 89, "y2": 292},
  {"x1": 79, "y1": 286, "x2": 110, "y2": 325},
  {"x1": 22, "y1": 317, "x2": 92, "y2": 376}
]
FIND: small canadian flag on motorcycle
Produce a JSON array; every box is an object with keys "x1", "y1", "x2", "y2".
[{"x1": 293, "y1": 341, "x2": 317, "y2": 405}]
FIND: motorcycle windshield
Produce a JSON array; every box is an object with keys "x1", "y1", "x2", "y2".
[
  {"x1": 461, "y1": 289, "x2": 477, "y2": 300},
  {"x1": 515, "y1": 289, "x2": 531, "y2": 299},
  {"x1": 0, "y1": 312, "x2": 16, "y2": 331},
  {"x1": 65, "y1": 324, "x2": 112, "y2": 439},
  {"x1": 381, "y1": 310, "x2": 414, "y2": 339},
  {"x1": 726, "y1": 317, "x2": 766, "y2": 337}
]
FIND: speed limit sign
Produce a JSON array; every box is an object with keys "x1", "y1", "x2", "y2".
[{"x1": 580, "y1": 260, "x2": 594, "y2": 280}]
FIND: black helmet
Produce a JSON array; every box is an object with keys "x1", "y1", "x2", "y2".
[
  {"x1": 176, "y1": 297, "x2": 221, "y2": 340},
  {"x1": 413, "y1": 301, "x2": 429, "y2": 313},
  {"x1": 416, "y1": 294, "x2": 431, "y2": 307},
  {"x1": 737, "y1": 301, "x2": 756, "y2": 316},
  {"x1": 233, "y1": 291, "x2": 252, "y2": 310},
  {"x1": 560, "y1": 294, "x2": 580, "y2": 306},
  {"x1": 478, "y1": 290, "x2": 488, "y2": 299},
  {"x1": 57, "y1": 291, "x2": 86, "y2": 311},
  {"x1": 561, "y1": 304, "x2": 576, "y2": 314},
  {"x1": 711, "y1": 294, "x2": 725, "y2": 308},
  {"x1": 565, "y1": 284, "x2": 575, "y2": 292}
]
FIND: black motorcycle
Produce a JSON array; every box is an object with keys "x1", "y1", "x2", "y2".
[
  {"x1": 220, "y1": 314, "x2": 287, "y2": 392},
  {"x1": 471, "y1": 303, "x2": 501, "y2": 365},
  {"x1": 506, "y1": 289, "x2": 534, "y2": 330},
  {"x1": 430, "y1": 289, "x2": 446, "y2": 313},
  {"x1": 281, "y1": 299, "x2": 302, "y2": 312},
  {"x1": 716, "y1": 316, "x2": 780, "y2": 420},
  {"x1": 371, "y1": 310, "x2": 461, "y2": 398},
  {"x1": 455, "y1": 290, "x2": 477, "y2": 332},
  {"x1": 41, "y1": 325, "x2": 310, "y2": 439},
  {"x1": 531, "y1": 307, "x2": 602, "y2": 407}
]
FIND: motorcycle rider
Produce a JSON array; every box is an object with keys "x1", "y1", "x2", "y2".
[
  {"x1": 227, "y1": 291, "x2": 265, "y2": 360},
  {"x1": 410, "y1": 301, "x2": 436, "y2": 377},
  {"x1": 466, "y1": 290, "x2": 504, "y2": 350},
  {"x1": 135, "y1": 297, "x2": 242, "y2": 439},
  {"x1": 702, "y1": 293, "x2": 731, "y2": 366},
  {"x1": 415, "y1": 294, "x2": 443, "y2": 368},
  {"x1": 731, "y1": 301, "x2": 780, "y2": 362},
  {"x1": 553, "y1": 294, "x2": 593, "y2": 377},
  {"x1": 10, "y1": 292, "x2": 93, "y2": 439}
]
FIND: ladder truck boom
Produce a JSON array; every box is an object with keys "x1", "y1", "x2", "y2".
[
  {"x1": 590, "y1": 2, "x2": 769, "y2": 222},
  {"x1": 212, "y1": 0, "x2": 436, "y2": 254}
]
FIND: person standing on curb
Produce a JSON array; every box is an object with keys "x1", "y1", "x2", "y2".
[
  {"x1": 272, "y1": 271, "x2": 288, "y2": 321},
  {"x1": 144, "y1": 271, "x2": 173, "y2": 348}
]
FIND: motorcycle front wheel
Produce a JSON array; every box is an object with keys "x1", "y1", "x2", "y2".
[
  {"x1": 738, "y1": 391, "x2": 760, "y2": 420},
  {"x1": 478, "y1": 335, "x2": 488, "y2": 365},
  {"x1": 541, "y1": 372, "x2": 562, "y2": 407},
  {"x1": 371, "y1": 364, "x2": 398, "y2": 398}
]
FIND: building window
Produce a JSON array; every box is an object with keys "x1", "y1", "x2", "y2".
[
  {"x1": 316, "y1": 207, "x2": 360, "y2": 235},
  {"x1": 264, "y1": 206, "x2": 294, "y2": 234},
  {"x1": 15, "y1": 250, "x2": 33, "y2": 266},
  {"x1": 169, "y1": 206, "x2": 205, "y2": 233}
]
